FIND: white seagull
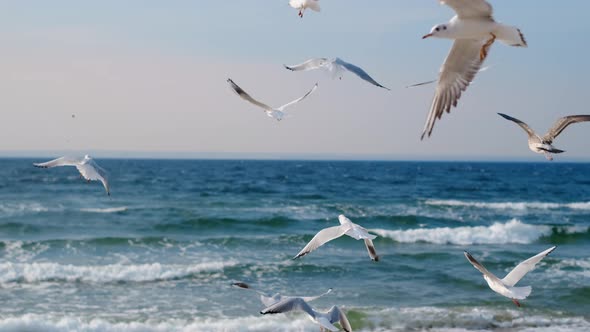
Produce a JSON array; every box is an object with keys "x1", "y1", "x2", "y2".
[
  {"x1": 464, "y1": 246, "x2": 556, "y2": 307},
  {"x1": 421, "y1": 0, "x2": 527, "y2": 139},
  {"x1": 34, "y1": 155, "x2": 110, "y2": 195},
  {"x1": 285, "y1": 58, "x2": 390, "y2": 90},
  {"x1": 294, "y1": 215, "x2": 379, "y2": 261},
  {"x1": 232, "y1": 282, "x2": 332, "y2": 307},
  {"x1": 227, "y1": 78, "x2": 317, "y2": 121},
  {"x1": 261, "y1": 297, "x2": 352, "y2": 332},
  {"x1": 498, "y1": 113, "x2": 590, "y2": 161},
  {"x1": 289, "y1": 0, "x2": 320, "y2": 18}
]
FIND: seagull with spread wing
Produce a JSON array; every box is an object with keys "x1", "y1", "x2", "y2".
[
  {"x1": 227, "y1": 78, "x2": 317, "y2": 121},
  {"x1": 232, "y1": 282, "x2": 332, "y2": 308},
  {"x1": 498, "y1": 113, "x2": 590, "y2": 161},
  {"x1": 289, "y1": 0, "x2": 320, "y2": 18},
  {"x1": 294, "y1": 215, "x2": 378, "y2": 261},
  {"x1": 284, "y1": 58, "x2": 390, "y2": 90},
  {"x1": 464, "y1": 246, "x2": 556, "y2": 307},
  {"x1": 261, "y1": 297, "x2": 352, "y2": 332},
  {"x1": 34, "y1": 155, "x2": 110, "y2": 195},
  {"x1": 421, "y1": 0, "x2": 527, "y2": 139}
]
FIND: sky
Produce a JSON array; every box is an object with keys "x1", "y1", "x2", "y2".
[{"x1": 1, "y1": 0, "x2": 589, "y2": 161}]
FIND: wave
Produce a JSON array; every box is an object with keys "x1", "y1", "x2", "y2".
[
  {"x1": 0, "y1": 307, "x2": 587, "y2": 332},
  {"x1": 79, "y1": 207, "x2": 128, "y2": 213},
  {"x1": 0, "y1": 202, "x2": 63, "y2": 217},
  {"x1": 425, "y1": 199, "x2": 590, "y2": 211},
  {"x1": 0, "y1": 260, "x2": 237, "y2": 284},
  {"x1": 373, "y1": 219, "x2": 587, "y2": 245}
]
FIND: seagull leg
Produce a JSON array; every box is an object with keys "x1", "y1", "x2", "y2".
[
  {"x1": 298, "y1": 10, "x2": 303, "y2": 18},
  {"x1": 511, "y1": 298, "x2": 521, "y2": 307},
  {"x1": 544, "y1": 152, "x2": 554, "y2": 161},
  {"x1": 480, "y1": 33, "x2": 496, "y2": 61}
]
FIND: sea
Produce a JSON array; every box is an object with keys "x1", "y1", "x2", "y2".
[{"x1": 0, "y1": 159, "x2": 589, "y2": 332}]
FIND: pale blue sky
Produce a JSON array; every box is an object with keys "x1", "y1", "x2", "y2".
[{"x1": 1, "y1": 1, "x2": 589, "y2": 160}]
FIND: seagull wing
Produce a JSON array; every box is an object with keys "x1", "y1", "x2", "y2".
[
  {"x1": 441, "y1": 0, "x2": 493, "y2": 19},
  {"x1": 76, "y1": 159, "x2": 110, "y2": 195},
  {"x1": 33, "y1": 156, "x2": 81, "y2": 168},
  {"x1": 227, "y1": 78, "x2": 273, "y2": 111},
  {"x1": 300, "y1": 288, "x2": 333, "y2": 303},
  {"x1": 334, "y1": 58, "x2": 390, "y2": 90},
  {"x1": 277, "y1": 83, "x2": 318, "y2": 111},
  {"x1": 284, "y1": 58, "x2": 328, "y2": 71},
  {"x1": 293, "y1": 225, "x2": 347, "y2": 259},
  {"x1": 364, "y1": 238, "x2": 379, "y2": 261},
  {"x1": 421, "y1": 39, "x2": 489, "y2": 139},
  {"x1": 328, "y1": 306, "x2": 352, "y2": 332},
  {"x1": 464, "y1": 251, "x2": 499, "y2": 280},
  {"x1": 498, "y1": 113, "x2": 537, "y2": 139},
  {"x1": 542, "y1": 115, "x2": 590, "y2": 144},
  {"x1": 260, "y1": 297, "x2": 315, "y2": 316},
  {"x1": 231, "y1": 282, "x2": 277, "y2": 306},
  {"x1": 501, "y1": 246, "x2": 556, "y2": 287}
]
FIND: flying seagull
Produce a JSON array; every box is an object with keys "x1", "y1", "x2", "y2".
[
  {"x1": 294, "y1": 215, "x2": 379, "y2": 261},
  {"x1": 261, "y1": 297, "x2": 352, "y2": 332},
  {"x1": 285, "y1": 58, "x2": 390, "y2": 90},
  {"x1": 227, "y1": 78, "x2": 317, "y2": 121},
  {"x1": 498, "y1": 113, "x2": 590, "y2": 161},
  {"x1": 34, "y1": 155, "x2": 110, "y2": 195},
  {"x1": 232, "y1": 282, "x2": 332, "y2": 307},
  {"x1": 464, "y1": 246, "x2": 556, "y2": 307},
  {"x1": 421, "y1": 0, "x2": 527, "y2": 139},
  {"x1": 289, "y1": 0, "x2": 320, "y2": 18}
]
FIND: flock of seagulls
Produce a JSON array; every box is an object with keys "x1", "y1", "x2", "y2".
[{"x1": 25, "y1": 1, "x2": 585, "y2": 331}]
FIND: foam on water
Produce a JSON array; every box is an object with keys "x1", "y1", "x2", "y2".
[
  {"x1": 80, "y1": 207, "x2": 128, "y2": 213},
  {"x1": 373, "y1": 219, "x2": 552, "y2": 245},
  {"x1": 0, "y1": 260, "x2": 237, "y2": 284},
  {"x1": 426, "y1": 199, "x2": 590, "y2": 211}
]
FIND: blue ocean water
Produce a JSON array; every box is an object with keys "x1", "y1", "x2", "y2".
[{"x1": 0, "y1": 159, "x2": 589, "y2": 331}]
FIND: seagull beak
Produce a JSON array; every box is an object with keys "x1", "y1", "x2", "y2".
[{"x1": 422, "y1": 33, "x2": 433, "y2": 39}]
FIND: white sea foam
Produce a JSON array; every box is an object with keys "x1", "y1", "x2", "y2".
[
  {"x1": 373, "y1": 219, "x2": 552, "y2": 245},
  {"x1": 0, "y1": 202, "x2": 63, "y2": 217},
  {"x1": 425, "y1": 199, "x2": 590, "y2": 211},
  {"x1": 0, "y1": 260, "x2": 237, "y2": 284},
  {"x1": 80, "y1": 207, "x2": 128, "y2": 213}
]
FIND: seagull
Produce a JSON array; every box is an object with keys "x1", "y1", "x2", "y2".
[
  {"x1": 34, "y1": 155, "x2": 110, "y2": 195},
  {"x1": 232, "y1": 282, "x2": 332, "y2": 307},
  {"x1": 227, "y1": 78, "x2": 317, "y2": 121},
  {"x1": 284, "y1": 58, "x2": 390, "y2": 90},
  {"x1": 464, "y1": 246, "x2": 556, "y2": 307},
  {"x1": 289, "y1": 0, "x2": 320, "y2": 18},
  {"x1": 294, "y1": 215, "x2": 379, "y2": 261},
  {"x1": 421, "y1": 0, "x2": 527, "y2": 139},
  {"x1": 261, "y1": 297, "x2": 352, "y2": 332},
  {"x1": 498, "y1": 113, "x2": 590, "y2": 161}
]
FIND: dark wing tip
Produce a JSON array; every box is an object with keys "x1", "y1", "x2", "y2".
[
  {"x1": 373, "y1": 256, "x2": 380, "y2": 262},
  {"x1": 232, "y1": 282, "x2": 250, "y2": 289},
  {"x1": 284, "y1": 65, "x2": 293, "y2": 71}
]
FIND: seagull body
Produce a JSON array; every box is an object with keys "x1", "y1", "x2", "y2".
[
  {"x1": 498, "y1": 113, "x2": 590, "y2": 160},
  {"x1": 421, "y1": 0, "x2": 527, "y2": 139},
  {"x1": 464, "y1": 246, "x2": 556, "y2": 307},
  {"x1": 34, "y1": 155, "x2": 110, "y2": 195},
  {"x1": 232, "y1": 282, "x2": 332, "y2": 307},
  {"x1": 294, "y1": 215, "x2": 378, "y2": 261},
  {"x1": 289, "y1": 0, "x2": 320, "y2": 18},
  {"x1": 260, "y1": 297, "x2": 352, "y2": 332},
  {"x1": 285, "y1": 58, "x2": 390, "y2": 90},
  {"x1": 227, "y1": 78, "x2": 317, "y2": 121}
]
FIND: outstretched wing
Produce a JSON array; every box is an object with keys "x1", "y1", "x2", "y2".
[
  {"x1": 33, "y1": 156, "x2": 81, "y2": 168},
  {"x1": 284, "y1": 58, "x2": 328, "y2": 71},
  {"x1": 502, "y1": 246, "x2": 556, "y2": 287},
  {"x1": 77, "y1": 159, "x2": 110, "y2": 195},
  {"x1": 422, "y1": 39, "x2": 489, "y2": 139},
  {"x1": 227, "y1": 78, "x2": 273, "y2": 111},
  {"x1": 301, "y1": 288, "x2": 332, "y2": 303},
  {"x1": 364, "y1": 239, "x2": 379, "y2": 261},
  {"x1": 260, "y1": 297, "x2": 315, "y2": 316},
  {"x1": 328, "y1": 306, "x2": 352, "y2": 332},
  {"x1": 334, "y1": 58, "x2": 390, "y2": 90},
  {"x1": 277, "y1": 83, "x2": 318, "y2": 111},
  {"x1": 498, "y1": 113, "x2": 537, "y2": 139},
  {"x1": 464, "y1": 251, "x2": 499, "y2": 281},
  {"x1": 293, "y1": 225, "x2": 347, "y2": 259},
  {"x1": 542, "y1": 115, "x2": 590, "y2": 144},
  {"x1": 441, "y1": 0, "x2": 493, "y2": 19}
]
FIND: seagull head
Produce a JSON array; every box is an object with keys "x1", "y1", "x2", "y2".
[{"x1": 423, "y1": 24, "x2": 449, "y2": 39}]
